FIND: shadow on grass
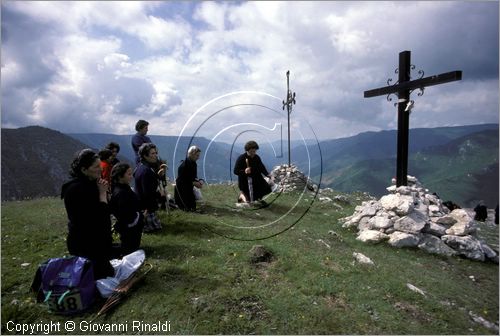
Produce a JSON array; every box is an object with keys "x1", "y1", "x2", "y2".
[
  {"x1": 148, "y1": 266, "x2": 221, "y2": 292},
  {"x1": 162, "y1": 219, "x2": 218, "y2": 237},
  {"x1": 142, "y1": 242, "x2": 213, "y2": 260},
  {"x1": 202, "y1": 202, "x2": 310, "y2": 220}
]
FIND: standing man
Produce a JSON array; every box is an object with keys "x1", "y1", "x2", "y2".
[
  {"x1": 131, "y1": 120, "x2": 152, "y2": 165},
  {"x1": 131, "y1": 119, "x2": 168, "y2": 211}
]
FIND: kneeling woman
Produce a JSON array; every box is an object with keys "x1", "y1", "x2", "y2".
[
  {"x1": 234, "y1": 140, "x2": 272, "y2": 203},
  {"x1": 175, "y1": 145, "x2": 203, "y2": 211},
  {"x1": 61, "y1": 149, "x2": 119, "y2": 279},
  {"x1": 109, "y1": 163, "x2": 144, "y2": 254}
]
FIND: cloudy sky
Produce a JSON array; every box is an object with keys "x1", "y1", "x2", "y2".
[{"x1": 1, "y1": 1, "x2": 498, "y2": 142}]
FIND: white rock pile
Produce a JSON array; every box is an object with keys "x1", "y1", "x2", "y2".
[
  {"x1": 270, "y1": 164, "x2": 317, "y2": 193},
  {"x1": 340, "y1": 176, "x2": 498, "y2": 263}
]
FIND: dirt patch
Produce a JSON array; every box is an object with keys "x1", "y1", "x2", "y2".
[
  {"x1": 248, "y1": 245, "x2": 275, "y2": 264},
  {"x1": 324, "y1": 293, "x2": 350, "y2": 309},
  {"x1": 253, "y1": 262, "x2": 273, "y2": 279},
  {"x1": 394, "y1": 301, "x2": 432, "y2": 323},
  {"x1": 225, "y1": 295, "x2": 269, "y2": 321},
  {"x1": 322, "y1": 259, "x2": 344, "y2": 272}
]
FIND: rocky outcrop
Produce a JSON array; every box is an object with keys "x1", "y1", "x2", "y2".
[{"x1": 340, "y1": 176, "x2": 498, "y2": 263}]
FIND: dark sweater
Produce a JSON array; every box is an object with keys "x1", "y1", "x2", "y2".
[
  {"x1": 134, "y1": 162, "x2": 159, "y2": 212},
  {"x1": 61, "y1": 177, "x2": 113, "y2": 260},
  {"x1": 110, "y1": 183, "x2": 143, "y2": 232},
  {"x1": 131, "y1": 133, "x2": 152, "y2": 164},
  {"x1": 174, "y1": 158, "x2": 198, "y2": 211},
  {"x1": 233, "y1": 153, "x2": 271, "y2": 201}
]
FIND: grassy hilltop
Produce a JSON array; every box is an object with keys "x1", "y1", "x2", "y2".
[{"x1": 1, "y1": 185, "x2": 498, "y2": 334}]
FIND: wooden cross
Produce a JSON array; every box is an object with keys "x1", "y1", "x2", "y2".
[{"x1": 364, "y1": 50, "x2": 462, "y2": 187}]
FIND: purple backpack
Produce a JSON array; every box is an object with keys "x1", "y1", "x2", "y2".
[{"x1": 32, "y1": 256, "x2": 96, "y2": 315}]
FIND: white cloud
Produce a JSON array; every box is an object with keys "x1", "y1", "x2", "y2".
[
  {"x1": 193, "y1": 1, "x2": 228, "y2": 31},
  {"x1": 1, "y1": 1, "x2": 498, "y2": 140}
]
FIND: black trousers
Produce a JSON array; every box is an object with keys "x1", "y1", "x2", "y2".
[{"x1": 118, "y1": 222, "x2": 144, "y2": 255}]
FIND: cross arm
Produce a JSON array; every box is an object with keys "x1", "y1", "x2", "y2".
[{"x1": 364, "y1": 70, "x2": 462, "y2": 98}]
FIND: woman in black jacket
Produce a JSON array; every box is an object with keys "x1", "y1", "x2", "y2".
[
  {"x1": 234, "y1": 140, "x2": 272, "y2": 203},
  {"x1": 61, "y1": 149, "x2": 119, "y2": 279},
  {"x1": 110, "y1": 163, "x2": 144, "y2": 254},
  {"x1": 134, "y1": 143, "x2": 162, "y2": 232},
  {"x1": 175, "y1": 145, "x2": 203, "y2": 211}
]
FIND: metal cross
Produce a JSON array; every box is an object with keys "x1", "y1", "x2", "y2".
[
  {"x1": 282, "y1": 70, "x2": 296, "y2": 167},
  {"x1": 364, "y1": 50, "x2": 462, "y2": 187}
]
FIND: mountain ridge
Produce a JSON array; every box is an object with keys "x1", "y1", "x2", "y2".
[{"x1": 2, "y1": 124, "x2": 498, "y2": 207}]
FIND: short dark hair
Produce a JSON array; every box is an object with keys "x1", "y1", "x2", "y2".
[
  {"x1": 135, "y1": 120, "x2": 149, "y2": 132},
  {"x1": 105, "y1": 142, "x2": 120, "y2": 153},
  {"x1": 98, "y1": 149, "x2": 113, "y2": 161},
  {"x1": 138, "y1": 142, "x2": 157, "y2": 160},
  {"x1": 244, "y1": 140, "x2": 259, "y2": 151},
  {"x1": 69, "y1": 149, "x2": 99, "y2": 178},
  {"x1": 111, "y1": 162, "x2": 131, "y2": 186}
]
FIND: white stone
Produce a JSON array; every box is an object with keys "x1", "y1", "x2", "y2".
[
  {"x1": 380, "y1": 194, "x2": 414, "y2": 216},
  {"x1": 425, "y1": 194, "x2": 440, "y2": 205},
  {"x1": 386, "y1": 185, "x2": 397, "y2": 192},
  {"x1": 422, "y1": 222, "x2": 447, "y2": 237},
  {"x1": 407, "y1": 176, "x2": 418, "y2": 183},
  {"x1": 428, "y1": 205, "x2": 441, "y2": 214},
  {"x1": 356, "y1": 230, "x2": 389, "y2": 243},
  {"x1": 445, "y1": 219, "x2": 477, "y2": 236},
  {"x1": 418, "y1": 234, "x2": 457, "y2": 256},
  {"x1": 479, "y1": 241, "x2": 498, "y2": 261},
  {"x1": 441, "y1": 235, "x2": 485, "y2": 261},
  {"x1": 396, "y1": 186, "x2": 412, "y2": 195},
  {"x1": 352, "y1": 252, "x2": 374, "y2": 265},
  {"x1": 394, "y1": 211, "x2": 427, "y2": 234},
  {"x1": 388, "y1": 231, "x2": 420, "y2": 248},
  {"x1": 369, "y1": 216, "x2": 393, "y2": 229},
  {"x1": 449, "y1": 209, "x2": 472, "y2": 223},
  {"x1": 435, "y1": 216, "x2": 457, "y2": 226},
  {"x1": 357, "y1": 217, "x2": 372, "y2": 231},
  {"x1": 406, "y1": 283, "x2": 426, "y2": 296}
]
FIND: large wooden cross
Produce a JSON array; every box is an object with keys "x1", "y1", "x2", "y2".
[{"x1": 364, "y1": 50, "x2": 462, "y2": 186}]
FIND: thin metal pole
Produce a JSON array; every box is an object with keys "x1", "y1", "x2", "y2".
[
  {"x1": 283, "y1": 70, "x2": 295, "y2": 168},
  {"x1": 287, "y1": 71, "x2": 291, "y2": 166}
]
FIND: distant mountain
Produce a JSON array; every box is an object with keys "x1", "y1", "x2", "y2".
[
  {"x1": 3, "y1": 124, "x2": 498, "y2": 207},
  {"x1": 1, "y1": 126, "x2": 91, "y2": 200},
  {"x1": 411, "y1": 129, "x2": 499, "y2": 207},
  {"x1": 67, "y1": 133, "x2": 235, "y2": 183},
  {"x1": 326, "y1": 127, "x2": 499, "y2": 208},
  {"x1": 304, "y1": 123, "x2": 500, "y2": 184}
]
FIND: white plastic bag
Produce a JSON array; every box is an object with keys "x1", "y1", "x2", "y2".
[
  {"x1": 265, "y1": 176, "x2": 279, "y2": 193},
  {"x1": 193, "y1": 187, "x2": 203, "y2": 201},
  {"x1": 96, "y1": 249, "x2": 146, "y2": 298}
]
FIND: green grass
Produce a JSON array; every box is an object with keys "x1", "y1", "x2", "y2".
[{"x1": 1, "y1": 185, "x2": 498, "y2": 334}]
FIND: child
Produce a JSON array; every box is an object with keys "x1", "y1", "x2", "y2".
[
  {"x1": 109, "y1": 163, "x2": 145, "y2": 254},
  {"x1": 99, "y1": 149, "x2": 114, "y2": 186}
]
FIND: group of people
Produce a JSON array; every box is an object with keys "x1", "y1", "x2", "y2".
[{"x1": 61, "y1": 119, "x2": 273, "y2": 280}]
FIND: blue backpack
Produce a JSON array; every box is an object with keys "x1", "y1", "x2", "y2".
[{"x1": 31, "y1": 256, "x2": 96, "y2": 315}]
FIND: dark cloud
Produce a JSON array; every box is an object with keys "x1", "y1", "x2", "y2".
[
  {"x1": 412, "y1": 2, "x2": 499, "y2": 81},
  {"x1": 1, "y1": 1, "x2": 497, "y2": 140},
  {"x1": 1, "y1": 7, "x2": 60, "y2": 88}
]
